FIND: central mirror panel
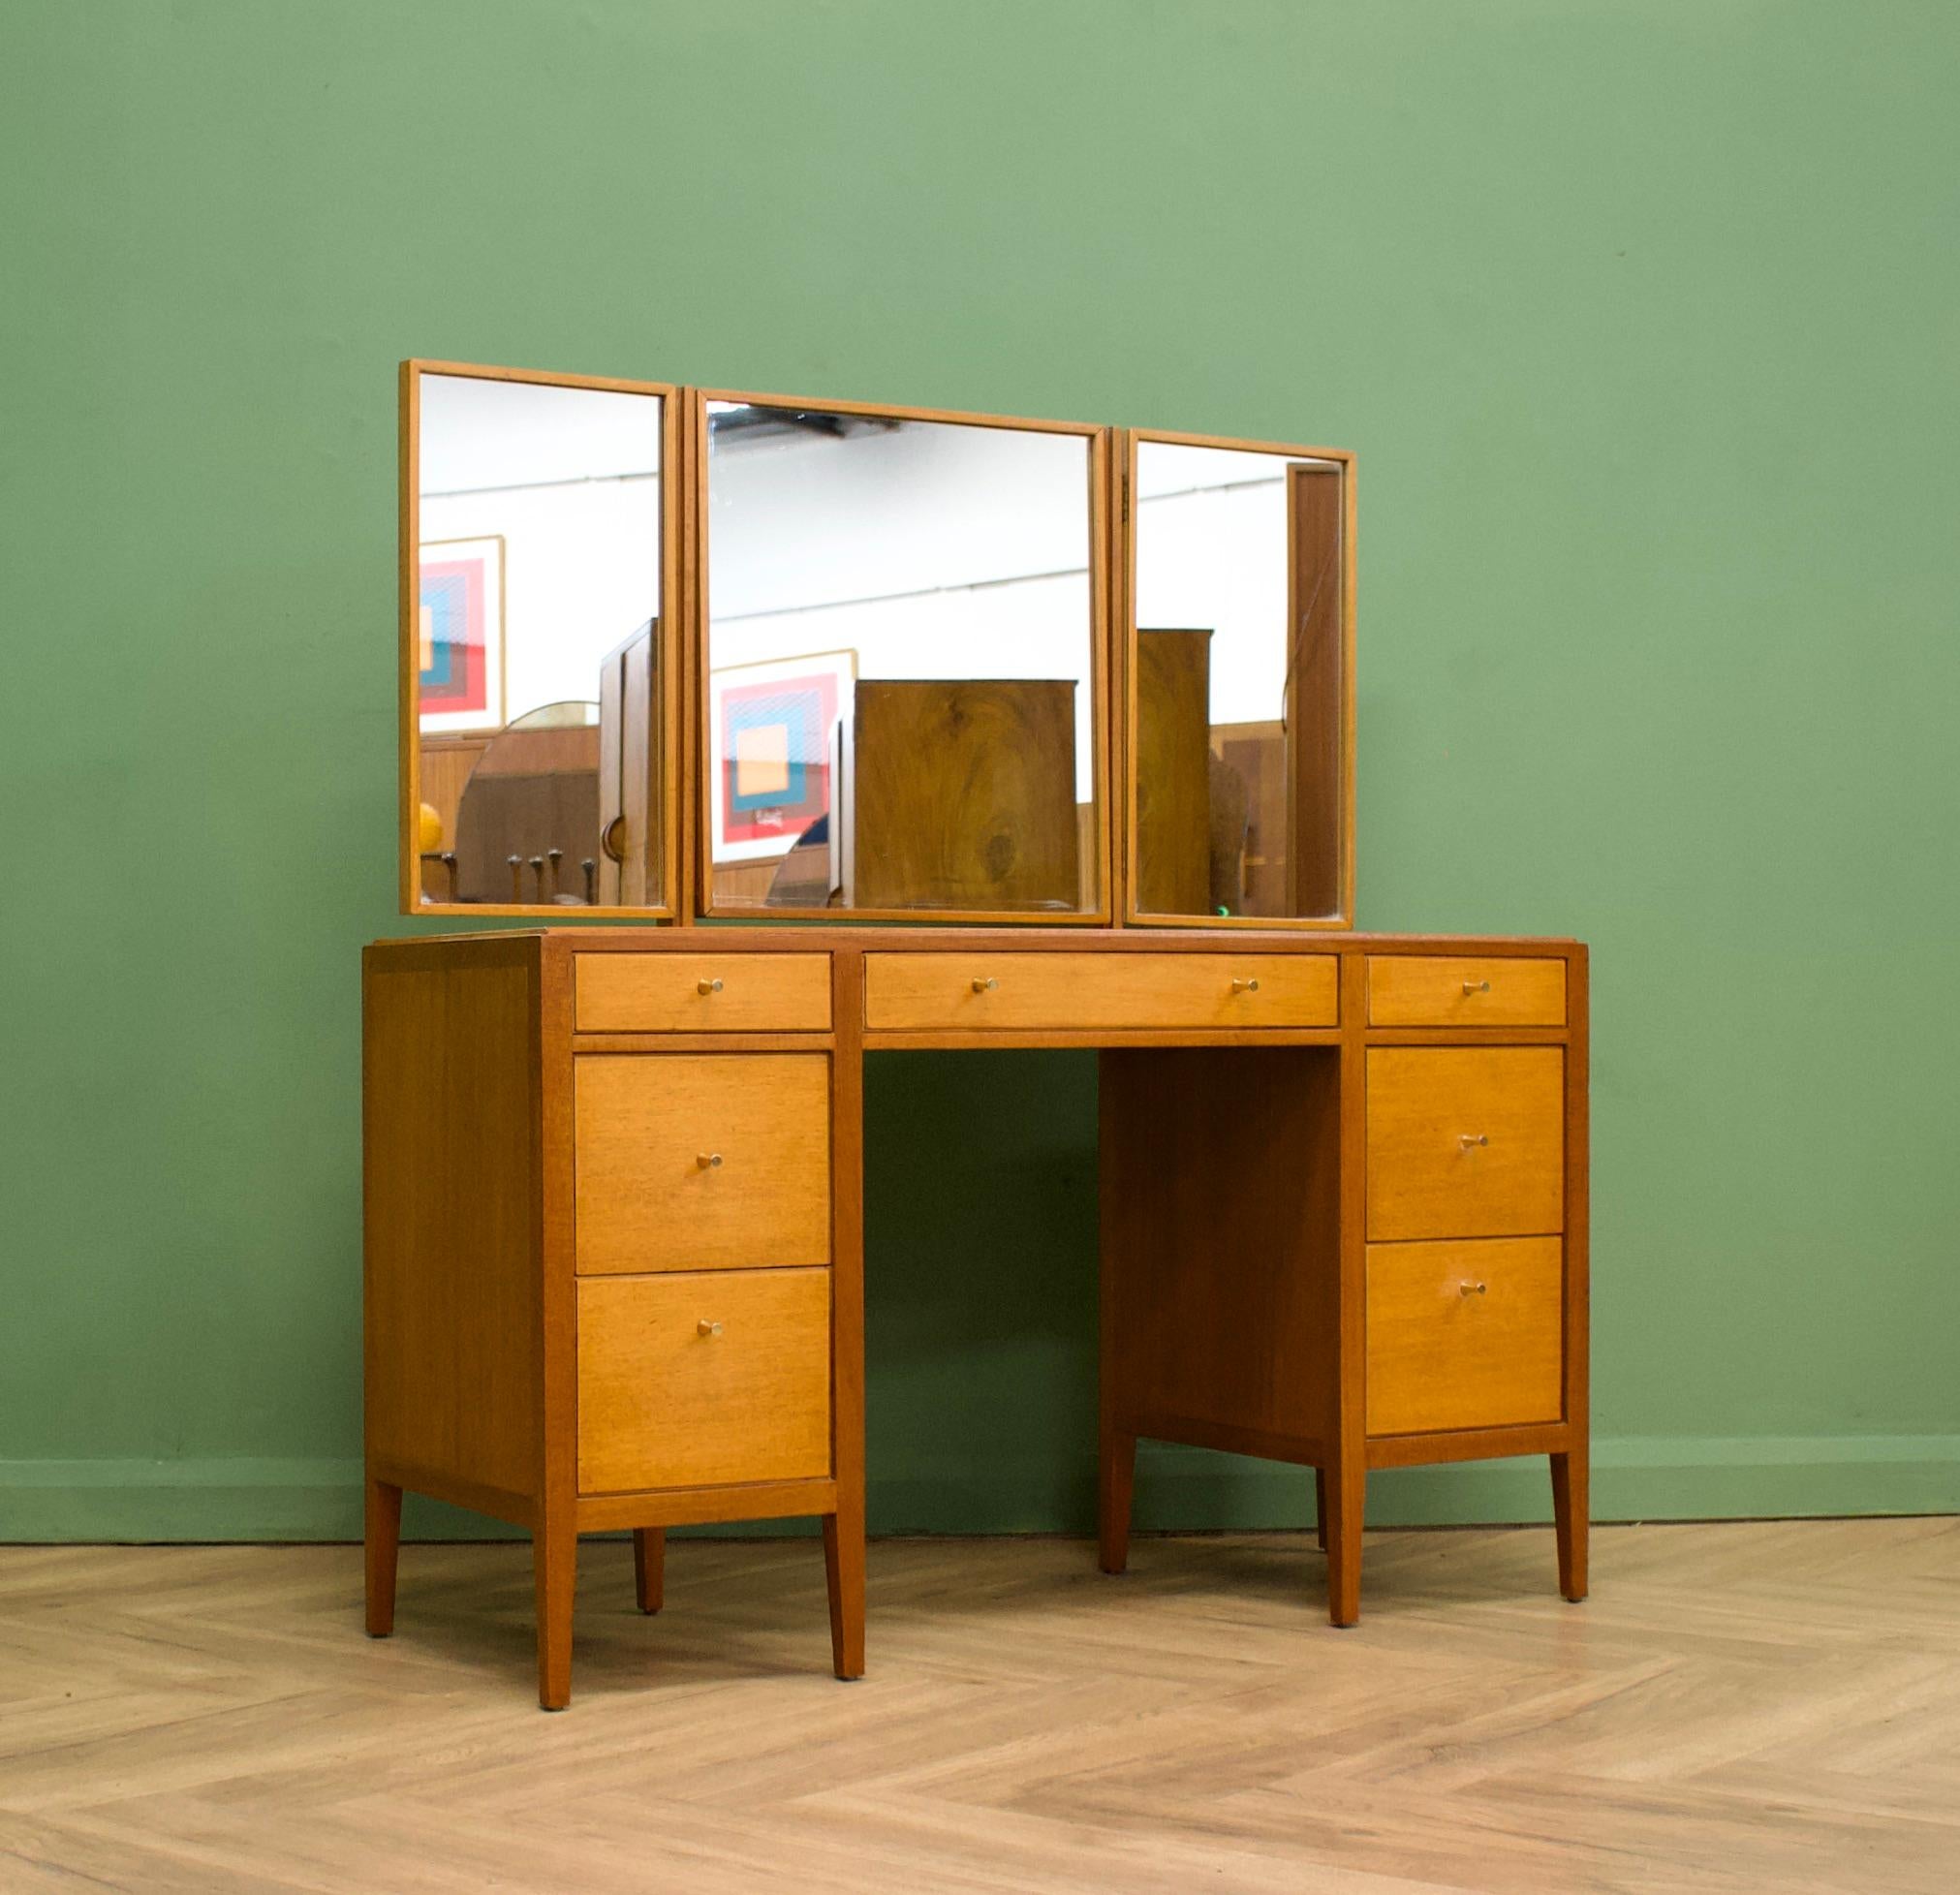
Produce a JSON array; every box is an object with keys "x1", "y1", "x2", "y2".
[
  {"x1": 701, "y1": 398, "x2": 1105, "y2": 917},
  {"x1": 1130, "y1": 435, "x2": 1352, "y2": 926},
  {"x1": 408, "y1": 365, "x2": 671, "y2": 912}
]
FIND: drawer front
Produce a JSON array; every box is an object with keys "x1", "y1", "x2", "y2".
[
  {"x1": 1366, "y1": 1238, "x2": 1563, "y2": 1436},
  {"x1": 1368, "y1": 955, "x2": 1566, "y2": 1028},
  {"x1": 575, "y1": 952, "x2": 832, "y2": 1034},
  {"x1": 577, "y1": 1268, "x2": 832, "y2": 1493},
  {"x1": 575, "y1": 1054, "x2": 830, "y2": 1273},
  {"x1": 1366, "y1": 1046, "x2": 1565, "y2": 1241},
  {"x1": 864, "y1": 952, "x2": 1338, "y2": 1032}
]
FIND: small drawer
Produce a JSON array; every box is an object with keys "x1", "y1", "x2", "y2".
[
  {"x1": 577, "y1": 1267, "x2": 832, "y2": 1493},
  {"x1": 1366, "y1": 1238, "x2": 1563, "y2": 1436},
  {"x1": 575, "y1": 953, "x2": 832, "y2": 1034},
  {"x1": 864, "y1": 952, "x2": 1338, "y2": 1033},
  {"x1": 575, "y1": 1054, "x2": 830, "y2": 1274},
  {"x1": 1366, "y1": 1047, "x2": 1564, "y2": 1241},
  {"x1": 1368, "y1": 956, "x2": 1566, "y2": 1028}
]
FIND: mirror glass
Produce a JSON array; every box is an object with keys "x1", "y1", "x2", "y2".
[
  {"x1": 704, "y1": 403, "x2": 1099, "y2": 914},
  {"x1": 1132, "y1": 440, "x2": 1347, "y2": 921},
  {"x1": 413, "y1": 370, "x2": 664, "y2": 907}
]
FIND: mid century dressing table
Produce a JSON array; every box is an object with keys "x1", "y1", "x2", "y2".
[{"x1": 364, "y1": 365, "x2": 1589, "y2": 1708}]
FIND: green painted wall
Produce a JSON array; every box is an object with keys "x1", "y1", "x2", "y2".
[{"x1": 4, "y1": 0, "x2": 1956, "y2": 1542}]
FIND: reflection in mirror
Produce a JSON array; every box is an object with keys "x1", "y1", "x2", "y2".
[
  {"x1": 414, "y1": 371, "x2": 663, "y2": 906},
  {"x1": 1133, "y1": 441, "x2": 1346, "y2": 920},
  {"x1": 704, "y1": 403, "x2": 1098, "y2": 914}
]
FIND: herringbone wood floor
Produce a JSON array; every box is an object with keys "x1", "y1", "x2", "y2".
[{"x1": 2, "y1": 1520, "x2": 1956, "y2": 1892}]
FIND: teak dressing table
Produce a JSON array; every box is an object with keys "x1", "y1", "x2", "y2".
[{"x1": 366, "y1": 365, "x2": 1589, "y2": 1708}]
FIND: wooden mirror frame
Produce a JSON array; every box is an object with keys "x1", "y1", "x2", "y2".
[
  {"x1": 397, "y1": 358, "x2": 684, "y2": 918},
  {"x1": 397, "y1": 365, "x2": 1357, "y2": 929},
  {"x1": 686, "y1": 388, "x2": 1114, "y2": 926},
  {"x1": 1116, "y1": 427, "x2": 1356, "y2": 932}
]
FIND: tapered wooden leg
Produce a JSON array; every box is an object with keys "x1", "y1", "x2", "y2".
[
  {"x1": 1099, "y1": 1428, "x2": 1136, "y2": 1574},
  {"x1": 822, "y1": 1504, "x2": 865, "y2": 1680},
  {"x1": 1314, "y1": 1467, "x2": 1329, "y2": 1554},
  {"x1": 632, "y1": 1528, "x2": 665, "y2": 1614},
  {"x1": 534, "y1": 1517, "x2": 577, "y2": 1711},
  {"x1": 363, "y1": 1475, "x2": 402, "y2": 1637},
  {"x1": 1551, "y1": 1450, "x2": 1589, "y2": 1602},
  {"x1": 1323, "y1": 1456, "x2": 1364, "y2": 1626}
]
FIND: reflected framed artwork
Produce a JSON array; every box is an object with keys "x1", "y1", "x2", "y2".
[
  {"x1": 708, "y1": 648, "x2": 856, "y2": 864},
  {"x1": 417, "y1": 535, "x2": 506, "y2": 734}
]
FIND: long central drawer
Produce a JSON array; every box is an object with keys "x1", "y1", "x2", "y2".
[{"x1": 864, "y1": 952, "x2": 1339, "y2": 1032}]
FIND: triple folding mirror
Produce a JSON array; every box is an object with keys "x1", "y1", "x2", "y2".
[{"x1": 402, "y1": 362, "x2": 1352, "y2": 927}]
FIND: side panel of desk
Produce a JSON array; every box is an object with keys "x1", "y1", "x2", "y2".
[{"x1": 362, "y1": 935, "x2": 544, "y2": 1528}]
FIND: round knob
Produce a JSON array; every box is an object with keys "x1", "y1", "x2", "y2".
[
  {"x1": 698, "y1": 977, "x2": 724, "y2": 996},
  {"x1": 1463, "y1": 979, "x2": 1491, "y2": 995},
  {"x1": 1459, "y1": 1134, "x2": 1489, "y2": 1149},
  {"x1": 698, "y1": 1319, "x2": 724, "y2": 1337},
  {"x1": 972, "y1": 977, "x2": 999, "y2": 993},
  {"x1": 696, "y1": 1152, "x2": 723, "y2": 1169},
  {"x1": 1231, "y1": 977, "x2": 1260, "y2": 994},
  {"x1": 1459, "y1": 1282, "x2": 1488, "y2": 1297}
]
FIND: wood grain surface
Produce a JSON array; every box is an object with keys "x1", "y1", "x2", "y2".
[
  {"x1": 1365, "y1": 1046, "x2": 1566, "y2": 1241},
  {"x1": 574, "y1": 951, "x2": 833, "y2": 1033},
  {"x1": 576, "y1": 1268, "x2": 832, "y2": 1493},
  {"x1": 864, "y1": 950, "x2": 1338, "y2": 1032},
  {"x1": 1367, "y1": 955, "x2": 1568, "y2": 1028},
  {"x1": 5, "y1": 1522, "x2": 1957, "y2": 1892},
  {"x1": 1365, "y1": 1236, "x2": 1564, "y2": 1435},
  {"x1": 573, "y1": 1054, "x2": 831, "y2": 1273}
]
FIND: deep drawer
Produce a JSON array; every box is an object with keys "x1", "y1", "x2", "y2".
[
  {"x1": 574, "y1": 1054, "x2": 830, "y2": 1273},
  {"x1": 1366, "y1": 1046, "x2": 1565, "y2": 1241},
  {"x1": 577, "y1": 1267, "x2": 831, "y2": 1493},
  {"x1": 1366, "y1": 1237, "x2": 1563, "y2": 1436}
]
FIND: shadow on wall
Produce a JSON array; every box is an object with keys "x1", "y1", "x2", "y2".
[{"x1": 863, "y1": 1049, "x2": 1100, "y2": 1532}]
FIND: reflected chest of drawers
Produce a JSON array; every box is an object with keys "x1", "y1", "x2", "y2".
[{"x1": 362, "y1": 929, "x2": 1587, "y2": 1707}]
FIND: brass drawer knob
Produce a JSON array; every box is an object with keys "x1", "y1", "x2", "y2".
[
  {"x1": 698, "y1": 1319, "x2": 724, "y2": 1337},
  {"x1": 1231, "y1": 977, "x2": 1260, "y2": 994},
  {"x1": 696, "y1": 1151, "x2": 724, "y2": 1169},
  {"x1": 1459, "y1": 1281, "x2": 1488, "y2": 1297},
  {"x1": 698, "y1": 977, "x2": 724, "y2": 996},
  {"x1": 1463, "y1": 979, "x2": 1491, "y2": 995},
  {"x1": 1459, "y1": 1134, "x2": 1489, "y2": 1150},
  {"x1": 972, "y1": 977, "x2": 999, "y2": 993}
]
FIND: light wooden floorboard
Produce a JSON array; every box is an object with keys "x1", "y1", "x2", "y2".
[{"x1": 2, "y1": 1521, "x2": 1956, "y2": 1892}]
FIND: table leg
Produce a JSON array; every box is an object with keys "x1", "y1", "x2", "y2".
[
  {"x1": 1551, "y1": 1450, "x2": 1589, "y2": 1601},
  {"x1": 363, "y1": 1474, "x2": 402, "y2": 1637},
  {"x1": 633, "y1": 1527, "x2": 665, "y2": 1614},
  {"x1": 823, "y1": 1501, "x2": 865, "y2": 1680},
  {"x1": 534, "y1": 1515, "x2": 576, "y2": 1710},
  {"x1": 1324, "y1": 1451, "x2": 1364, "y2": 1626},
  {"x1": 1099, "y1": 1427, "x2": 1136, "y2": 1574}
]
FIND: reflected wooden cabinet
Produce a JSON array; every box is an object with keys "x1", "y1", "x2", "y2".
[
  {"x1": 1134, "y1": 629, "x2": 1213, "y2": 914},
  {"x1": 595, "y1": 619, "x2": 657, "y2": 908},
  {"x1": 850, "y1": 679, "x2": 1081, "y2": 913}
]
